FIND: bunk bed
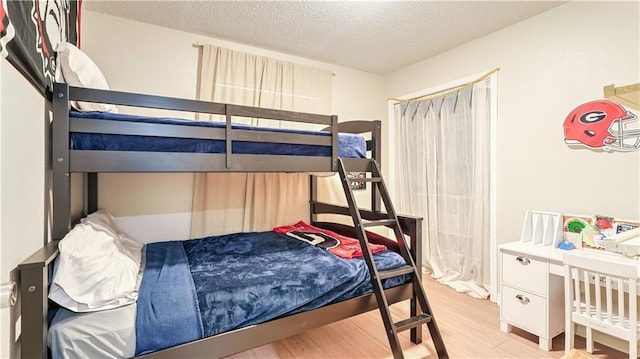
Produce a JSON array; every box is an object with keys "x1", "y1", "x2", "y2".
[{"x1": 9, "y1": 82, "x2": 444, "y2": 359}]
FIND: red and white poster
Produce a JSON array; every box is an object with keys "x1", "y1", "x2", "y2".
[{"x1": 1, "y1": 0, "x2": 80, "y2": 95}]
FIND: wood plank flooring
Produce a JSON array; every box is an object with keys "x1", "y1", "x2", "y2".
[{"x1": 226, "y1": 275, "x2": 628, "y2": 358}]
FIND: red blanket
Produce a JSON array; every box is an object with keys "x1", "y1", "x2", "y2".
[{"x1": 273, "y1": 221, "x2": 387, "y2": 259}]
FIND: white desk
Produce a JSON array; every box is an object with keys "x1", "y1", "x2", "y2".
[{"x1": 498, "y1": 241, "x2": 640, "y2": 351}]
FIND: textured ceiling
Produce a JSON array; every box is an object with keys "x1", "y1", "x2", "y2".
[{"x1": 84, "y1": 1, "x2": 566, "y2": 75}]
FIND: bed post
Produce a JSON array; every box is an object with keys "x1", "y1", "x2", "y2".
[
  {"x1": 330, "y1": 115, "x2": 339, "y2": 172},
  {"x1": 86, "y1": 172, "x2": 98, "y2": 214},
  {"x1": 51, "y1": 83, "x2": 71, "y2": 239},
  {"x1": 9, "y1": 269, "x2": 20, "y2": 358},
  {"x1": 371, "y1": 120, "x2": 382, "y2": 213},
  {"x1": 10, "y1": 241, "x2": 59, "y2": 359},
  {"x1": 44, "y1": 100, "x2": 53, "y2": 246},
  {"x1": 309, "y1": 174, "x2": 317, "y2": 223}
]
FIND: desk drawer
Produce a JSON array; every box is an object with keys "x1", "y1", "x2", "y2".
[
  {"x1": 502, "y1": 252, "x2": 548, "y2": 295},
  {"x1": 501, "y1": 284, "x2": 547, "y2": 337}
]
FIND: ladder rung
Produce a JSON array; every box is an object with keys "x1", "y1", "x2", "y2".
[
  {"x1": 394, "y1": 313, "x2": 432, "y2": 332},
  {"x1": 349, "y1": 177, "x2": 382, "y2": 183},
  {"x1": 362, "y1": 219, "x2": 396, "y2": 228},
  {"x1": 378, "y1": 265, "x2": 415, "y2": 280}
]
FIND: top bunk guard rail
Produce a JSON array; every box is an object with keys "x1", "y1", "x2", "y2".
[
  {"x1": 51, "y1": 82, "x2": 361, "y2": 173},
  {"x1": 67, "y1": 85, "x2": 228, "y2": 114},
  {"x1": 323, "y1": 119, "x2": 381, "y2": 159}
]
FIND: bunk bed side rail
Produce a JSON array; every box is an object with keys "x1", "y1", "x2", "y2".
[
  {"x1": 68, "y1": 118, "x2": 333, "y2": 146},
  {"x1": 136, "y1": 284, "x2": 412, "y2": 359},
  {"x1": 226, "y1": 104, "x2": 333, "y2": 125},
  {"x1": 68, "y1": 86, "x2": 227, "y2": 115},
  {"x1": 69, "y1": 152, "x2": 336, "y2": 173}
]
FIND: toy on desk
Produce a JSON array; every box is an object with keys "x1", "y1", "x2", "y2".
[
  {"x1": 581, "y1": 225, "x2": 607, "y2": 249},
  {"x1": 594, "y1": 215, "x2": 616, "y2": 234},
  {"x1": 562, "y1": 217, "x2": 589, "y2": 249},
  {"x1": 558, "y1": 240, "x2": 575, "y2": 250},
  {"x1": 565, "y1": 218, "x2": 587, "y2": 233}
]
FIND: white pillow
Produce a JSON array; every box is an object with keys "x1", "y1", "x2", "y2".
[
  {"x1": 56, "y1": 42, "x2": 118, "y2": 113},
  {"x1": 49, "y1": 209, "x2": 143, "y2": 312}
]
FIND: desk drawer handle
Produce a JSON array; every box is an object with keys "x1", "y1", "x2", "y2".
[
  {"x1": 515, "y1": 294, "x2": 530, "y2": 304},
  {"x1": 515, "y1": 256, "x2": 530, "y2": 265}
]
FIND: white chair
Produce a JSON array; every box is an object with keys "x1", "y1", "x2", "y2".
[{"x1": 563, "y1": 251, "x2": 639, "y2": 358}]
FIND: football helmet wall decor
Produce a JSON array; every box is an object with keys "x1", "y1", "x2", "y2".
[{"x1": 563, "y1": 100, "x2": 640, "y2": 151}]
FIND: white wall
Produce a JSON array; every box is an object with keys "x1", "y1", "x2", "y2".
[
  {"x1": 0, "y1": 60, "x2": 46, "y2": 358},
  {"x1": 385, "y1": 1, "x2": 640, "y2": 247}
]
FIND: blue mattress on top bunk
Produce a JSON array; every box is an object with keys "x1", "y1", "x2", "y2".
[
  {"x1": 69, "y1": 111, "x2": 367, "y2": 158},
  {"x1": 135, "y1": 231, "x2": 409, "y2": 355}
]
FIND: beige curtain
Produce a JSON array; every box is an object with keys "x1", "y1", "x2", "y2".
[{"x1": 190, "y1": 45, "x2": 333, "y2": 237}]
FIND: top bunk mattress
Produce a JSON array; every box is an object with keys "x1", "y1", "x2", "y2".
[{"x1": 69, "y1": 111, "x2": 367, "y2": 158}]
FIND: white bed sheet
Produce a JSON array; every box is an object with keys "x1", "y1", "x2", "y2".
[{"x1": 48, "y1": 303, "x2": 136, "y2": 359}]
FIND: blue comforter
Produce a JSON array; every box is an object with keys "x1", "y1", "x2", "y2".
[
  {"x1": 135, "y1": 231, "x2": 408, "y2": 355},
  {"x1": 70, "y1": 111, "x2": 367, "y2": 158}
]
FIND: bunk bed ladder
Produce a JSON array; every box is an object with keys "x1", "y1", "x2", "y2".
[{"x1": 337, "y1": 158, "x2": 448, "y2": 359}]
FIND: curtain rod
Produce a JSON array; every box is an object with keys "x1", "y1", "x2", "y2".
[
  {"x1": 388, "y1": 67, "x2": 500, "y2": 104},
  {"x1": 192, "y1": 42, "x2": 336, "y2": 76}
]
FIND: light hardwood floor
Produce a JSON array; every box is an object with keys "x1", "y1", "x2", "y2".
[{"x1": 227, "y1": 275, "x2": 628, "y2": 358}]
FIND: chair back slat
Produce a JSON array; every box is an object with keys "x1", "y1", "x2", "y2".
[
  {"x1": 631, "y1": 277, "x2": 638, "y2": 358},
  {"x1": 573, "y1": 268, "x2": 581, "y2": 313},
  {"x1": 594, "y1": 273, "x2": 602, "y2": 321},
  {"x1": 617, "y1": 277, "x2": 625, "y2": 326},
  {"x1": 604, "y1": 276, "x2": 612, "y2": 324},
  {"x1": 583, "y1": 270, "x2": 591, "y2": 316}
]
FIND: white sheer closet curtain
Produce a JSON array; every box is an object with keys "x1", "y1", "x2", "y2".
[
  {"x1": 393, "y1": 78, "x2": 492, "y2": 299},
  {"x1": 190, "y1": 45, "x2": 332, "y2": 238}
]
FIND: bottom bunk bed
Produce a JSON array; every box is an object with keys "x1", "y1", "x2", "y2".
[{"x1": 10, "y1": 205, "x2": 426, "y2": 359}]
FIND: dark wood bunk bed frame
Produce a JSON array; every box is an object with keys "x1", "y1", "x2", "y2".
[{"x1": 10, "y1": 82, "x2": 446, "y2": 359}]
